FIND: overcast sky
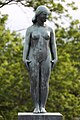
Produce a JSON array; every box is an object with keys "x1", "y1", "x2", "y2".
[
  {"x1": 0, "y1": 0, "x2": 80, "y2": 36},
  {"x1": 0, "y1": 5, "x2": 34, "y2": 36}
]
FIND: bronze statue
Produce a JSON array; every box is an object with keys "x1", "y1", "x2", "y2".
[{"x1": 23, "y1": 5, "x2": 57, "y2": 113}]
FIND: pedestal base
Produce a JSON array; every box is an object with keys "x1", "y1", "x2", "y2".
[{"x1": 18, "y1": 112, "x2": 63, "y2": 120}]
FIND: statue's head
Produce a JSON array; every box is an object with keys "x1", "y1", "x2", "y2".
[{"x1": 32, "y1": 5, "x2": 50, "y2": 24}]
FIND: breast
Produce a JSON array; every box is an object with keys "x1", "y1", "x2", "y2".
[
  {"x1": 42, "y1": 31, "x2": 50, "y2": 40},
  {"x1": 32, "y1": 31, "x2": 40, "y2": 40}
]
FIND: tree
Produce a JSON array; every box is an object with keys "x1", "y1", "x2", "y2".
[
  {"x1": 0, "y1": 14, "x2": 33, "y2": 120},
  {"x1": 46, "y1": 20, "x2": 80, "y2": 119}
]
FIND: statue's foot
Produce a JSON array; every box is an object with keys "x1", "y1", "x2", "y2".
[
  {"x1": 33, "y1": 106, "x2": 40, "y2": 113},
  {"x1": 40, "y1": 107, "x2": 47, "y2": 113}
]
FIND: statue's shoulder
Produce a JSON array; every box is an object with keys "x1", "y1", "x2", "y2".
[
  {"x1": 45, "y1": 25, "x2": 53, "y2": 32},
  {"x1": 26, "y1": 25, "x2": 34, "y2": 33}
]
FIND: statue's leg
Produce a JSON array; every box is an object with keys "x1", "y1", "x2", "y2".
[
  {"x1": 29, "y1": 61, "x2": 40, "y2": 113},
  {"x1": 40, "y1": 58, "x2": 51, "y2": 113}
]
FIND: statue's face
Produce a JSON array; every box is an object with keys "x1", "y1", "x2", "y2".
[{"x1": 38, "y1": 12, "x2": 48, "y2": 22}]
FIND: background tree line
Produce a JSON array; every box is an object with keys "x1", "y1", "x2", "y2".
[{"x1": 0, "y1": 0, "x2": 80, "y2": 120}]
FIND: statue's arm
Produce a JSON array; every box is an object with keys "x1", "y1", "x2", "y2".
[
  {"x1": 23, "y1": 28, "x2": 31, "y2": 64},
  {"x1": 50, "y1": 28, "x2": 58, "y2": 64}
]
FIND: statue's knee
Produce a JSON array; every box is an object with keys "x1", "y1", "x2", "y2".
[
  {"x1": 41, "y1": 82, "x2": 48, "y2": 90},
  {"x1": 30, "y1": 80, "x2": 38, "y2": 90}
]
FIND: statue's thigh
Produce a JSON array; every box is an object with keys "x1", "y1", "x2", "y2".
[
  {"x1": 29, "y1": 60, "x2": 39, "y2": 80},
  {"x1": 41, "y1": 59, "x2": 51, "y2": 82}
]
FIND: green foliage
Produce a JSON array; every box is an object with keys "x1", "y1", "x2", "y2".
[
  {"x1": 66, "y1": 1, "x2": 78, "y2": 10},
  {"x1": 47, "y1": 40, "x2": 80, "y2": 119},
  {"x1": 0, "y1": 14, "x2": 33, "y2": 120}
]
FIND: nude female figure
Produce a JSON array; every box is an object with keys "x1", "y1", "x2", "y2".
[{"x1": 23, "y1": 5, "x2": 57, "y2": 113}]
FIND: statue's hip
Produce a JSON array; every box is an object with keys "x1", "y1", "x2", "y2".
[{"x1": 29, "y1": 48, "x2": 51, "y2": 62}]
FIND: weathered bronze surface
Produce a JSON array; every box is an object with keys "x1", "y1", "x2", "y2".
[{"x1": 23, "y1": 5, "x2": 57, "y2": 113}]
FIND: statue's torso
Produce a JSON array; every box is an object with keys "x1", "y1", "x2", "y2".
[{"x1": 29, "y1": 25, "x2": 51, "y2": 62}]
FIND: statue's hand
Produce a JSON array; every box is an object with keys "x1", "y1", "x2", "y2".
[
  {"x1": 23, "y1": 59, "x2": 31, "y2": 64},
  {"x1": 23, "y1": 59, "x2": 31, "y2": 71},
  {"x1": 51, "y1": 59, "x2": 57, "y2": 69}
]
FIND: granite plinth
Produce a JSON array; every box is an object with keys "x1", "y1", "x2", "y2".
[{"x1": 18, "y1": 112, "x2": 63, "y2": 120}]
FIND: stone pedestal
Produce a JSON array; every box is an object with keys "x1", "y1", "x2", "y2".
[{"x1": 18, "y1": 112, "x2": 63, "y2": 120}]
